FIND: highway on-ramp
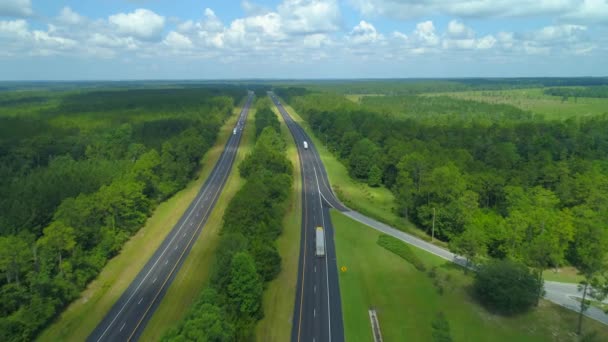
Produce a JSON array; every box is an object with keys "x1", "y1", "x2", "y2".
[
  {"x1": 88, "y1": 92, "x2": 253, "y2": 342},
  {"x1": 269, "y1": 92, "x2": 608, "y2": 331},
  {"x1": 270, "y1": 92, "x2": 345, "y2": 342}
]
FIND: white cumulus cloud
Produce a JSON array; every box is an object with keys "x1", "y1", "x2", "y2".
[
  {"x1": 109, "y1": 9, "x2": 165, "y2": 41},
  {"x1": 349, "y1": 20, "x2": 382, "y2": 44},
  {"x1": 447, "y1": 20, "x2": 474, "y2": 39},
  {"x1": 57, "y1": 7, "x2": 84, "y2": 25},
  {"x1": 279, "y1": 0, "x2": 341, "y2": 34},
  {"x1": 414, "y1": 20, "x2": 439, "y2": 46},
  {"x1": 163, "y1": 31, "x2": 193, "y2": 50}
]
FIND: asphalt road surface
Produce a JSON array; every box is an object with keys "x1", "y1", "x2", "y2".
[
  {"x1": 88, "y1": 92, "x2": 253, "y2": 342},
  {"x1": 270, "y1": 92, "x2": 345, "y2": 342},
  {"x1": 270, "y1": 92, "x2": 608, "y2": 330}
]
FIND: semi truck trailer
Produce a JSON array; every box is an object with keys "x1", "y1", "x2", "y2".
[{"x1": 315, "y1": 227, "x2": 325, "y2": 257}]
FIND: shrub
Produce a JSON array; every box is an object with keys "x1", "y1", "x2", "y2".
[
  {"x1": 431, "y1": 312, "x2": 453, "y2": 342},
  {"x1": 473, "y1": 259, "x2": 542, "y2": 315},
  {"x1": 377, "y1": 234, "x2": 426, "y2": 271}
]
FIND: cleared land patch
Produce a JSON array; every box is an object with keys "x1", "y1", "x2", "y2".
[{"x1": 427, "y1": 88, "x2": 608, "y2": 120}]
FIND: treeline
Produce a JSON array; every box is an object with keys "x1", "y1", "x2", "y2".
[
  {"x1": 544, "y1": 86, "x2": 608, "y2": 99},
  {"x1": 276, "y1": 87, "x2": 608, "y2": 299},
  {"x1": 0, "y1": 88, "x2": 240, "y2": 341},
  {"x1": 288, "y1": 78, "x2": 608, "y2": 96},
  {"x1": 162, "y1": 99, "x2": 292, "y2": 341}
]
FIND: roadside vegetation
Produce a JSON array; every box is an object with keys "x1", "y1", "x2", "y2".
[
  {"x1": 38, "y1": 101, "x2": 248, "y2": 341},
  {"x1": 332, "y1": 210, "x2": 608, "y2": 341},
  {"x1": 162, "y1": 98, "x2": 293, "y2": 341},
  {"x1": 254, "y1": 98, "x2": 303, "y2": 341},
  {"x1": 0, "y1": 87, "x2": 243, "y2": 342},
  {"x1": 277, "y1": 81, "x2": 608, "y2": 334}
]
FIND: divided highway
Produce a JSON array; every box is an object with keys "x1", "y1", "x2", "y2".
[
  {"x1": 270, "y1": 93, "x2": 345, "y2": 342},
  {"x1": 88, "y1": 92, "x2": 253, "y2": 342},
  {"x1": 269, "y1": 92, "x2": 608, "y2": 336}
]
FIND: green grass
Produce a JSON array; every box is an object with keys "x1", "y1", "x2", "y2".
[
  {"x1": 139, "y1": 105, "x2": 257, "y2": 341},
  {"x1": 278, "y1": 101, "x2": 445, "y2": 246},
  {"x1": 428, "y1": 88, "x2": 608, "y2": 120},
  {"x1": 254, "y1": 104, "x2": 303, "y2": 341},
  {"x1": 332, "y1": 210, "x2": 608, "y2": 342},
  {"x1": 543, "y1": 267, "x2": 585, "y2": 284},
  {"x1": 37, "y1": 103, "x2": 248, "y2": 342}
]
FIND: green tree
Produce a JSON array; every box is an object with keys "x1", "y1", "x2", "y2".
[
  {"x1": 0, "y1": 235, "x2": 30, "y2": 284},
  {"x1": 474, "y1": 259, "x2": 542, "y2": 315},
  {"x1": 368, "y1": 164, "x2": 383, "y2": 187},
  {"x1": 449, "y1": 221, "x2": 486, "y2": 272},
  {"x1": 349, "y1": 138, "x2": 378, "y2": 180},
  {"x1": 37, "y1": 221, "x2": 76, "y2": 275},
  {"x1": 227, "y1": 252, "x2": 263, "y2": 317},
  {"x1": 503, "y1": 186, "x2": 574, "y2": 302},
  {"x1": 570, "y1": 206, "x2": 608, "y2": 335}
]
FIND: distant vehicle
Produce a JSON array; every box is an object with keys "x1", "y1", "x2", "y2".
[
  {"x1": 233, "y1": 128, "x2": 237, "y2": 135},
  {"x1": 303, "y1": 141, "x2": 309, "y2": 149},
  {"x1": 316, "y1": 227, "x2": 325, "y2": 257}
]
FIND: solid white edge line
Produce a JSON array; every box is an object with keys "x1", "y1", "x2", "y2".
[{"x1": 313, "y1": 166, "x2": 332, "y2": 342}]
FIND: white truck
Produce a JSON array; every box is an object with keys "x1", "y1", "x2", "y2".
[
  {"x1": 303, "y1": 141, "x2": 309, "y2": 149},
  {"x1": 233, "y1": 128, "x2": 237, "y2": 135},
  {"x1": 315, "y1": 227, "x2": 325, "y2": 257}
]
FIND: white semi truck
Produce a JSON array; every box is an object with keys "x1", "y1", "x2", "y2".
[
  {"x1": 315, "y1": 227, "x2": 325, "y2": 257},
  {"x1": 303, "y1": 141, "x2": 309, "y2": 149}
]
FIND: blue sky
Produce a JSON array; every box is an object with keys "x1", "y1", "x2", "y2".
[{"x1": 0, "y1": 0, "x2": 607, "y2": 80}]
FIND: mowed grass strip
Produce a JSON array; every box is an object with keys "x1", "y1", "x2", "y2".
[
  {"x1": 278, "y1": 101, "x2": 443, "y2": 246},
  {"x1": 140, "y1": 105, "x2": 257, "y2": 340},
  {"x1": 38, "y1": 103, "x2": 246, "y2": 342},
  {"x1": 254, "y1": 103, "x2": 302, "y2": 341},
  {"x1": 332, "y1": 210, "x2": 608, "y2": 342},
  {"x1": 543, "y1": 266, "x2": 584, "y2": 284}
]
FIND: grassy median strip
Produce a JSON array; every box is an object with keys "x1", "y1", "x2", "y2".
[
  {"x1": 278, "y1": 101, "x2": 442, "y2": 246},
  {"x1": 38, "y1": 103, "x2": 247, "y2": 342},
  {"x1": 139, "y1": 105, "x2": 256, "y2": 340},
  {"x1": 254, "y1": 101, "x2": 303, "y2": 341},
  {"x1": 332, "y1": 210, "x2": 608, "y2": 342}
]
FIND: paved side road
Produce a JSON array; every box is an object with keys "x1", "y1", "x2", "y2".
[
  {"x1": 88, "y1": 92, "x2": 253, "y2": 342},
  {"x1": 271, "y1": 92, "x2": 608, "y2": 327}
]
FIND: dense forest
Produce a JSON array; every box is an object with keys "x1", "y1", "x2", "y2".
[
  {"x1": 0, "y1": 87, "x2": 243, "y2": 341},
  {"x1": 162, "y1": 98, "x2": 293, "y2": 341},
  {"x1": 276, "y1": 87, "x2": 608, "y2": 300}
]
